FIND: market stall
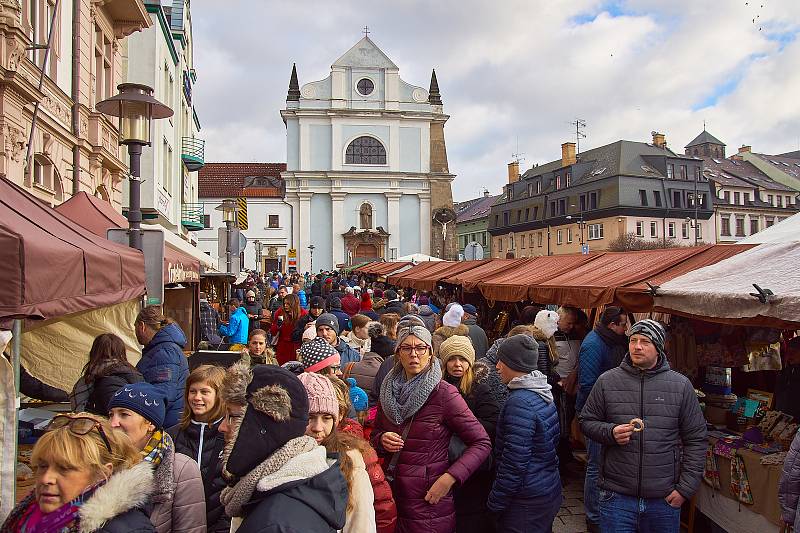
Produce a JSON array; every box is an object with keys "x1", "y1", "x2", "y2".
[
  {"x1": 393, "y1": 259, "x2": 490, "y2": 292},
  {"x1": 387, "y1": 260, "x2": 460, "y2": 286},
  {"x1": 441, "y1": 258, "x2": 533, "y2": 293}
]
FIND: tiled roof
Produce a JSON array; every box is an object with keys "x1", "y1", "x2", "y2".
[
  {"x1": 685, "y1": 130, "x2": 726, "y2": 148},
  {"x1": 198, "y1": 163, "x2": 286, "y2": 198},
  {"x1": 778, "y1": 150, "x2": 800, "y2": 159},
  {"x1": 456, "y1": 194, "x2": 500, "y2": 223},
  {"x1": 752, "y1": 153, "x2": 800, "y2": 182}
]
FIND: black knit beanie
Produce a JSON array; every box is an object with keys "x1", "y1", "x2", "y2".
[{"x1": 497, "y1": 334, "x2": 540, "y2": 373}]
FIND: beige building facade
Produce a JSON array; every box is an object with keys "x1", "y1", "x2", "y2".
[{"x1": 0, "y1": 0, "x2": 149, "y2": 208}]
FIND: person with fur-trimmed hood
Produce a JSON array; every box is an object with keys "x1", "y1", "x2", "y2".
[{"x1": 216, "y1": 362, "x2": 347, "y2": 532}]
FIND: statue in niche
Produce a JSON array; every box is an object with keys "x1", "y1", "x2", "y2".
[{"x1": 360, "y1": 203, "x2": 372, "y2": 229}]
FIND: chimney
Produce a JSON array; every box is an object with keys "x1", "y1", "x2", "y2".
[
  {"x1": 738, "y1": 145, "x2": 751, "y2": 154},
  {"x1": 561, "y1": 142, "x2": 576, "y2": 167},
  {"x1": 483, "y1": 188, "x2": 490, "y2": 198},
  {"x1": 652, "y1": 131, "x2": 666, "y2": 148},
  {"x1": 507, "y1": 161, "x2": 520, "y2": 183}
]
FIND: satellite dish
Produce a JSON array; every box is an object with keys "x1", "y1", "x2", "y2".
[{"x1": 464, "y1": 241, "x2": 484, "y2": 260}]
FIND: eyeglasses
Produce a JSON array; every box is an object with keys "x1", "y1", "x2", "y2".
[
  {"x1": 46, "y1": 415, "x2": 112, "y2": 453},
  {"x1": 398, "y1": 345, "x2": 430, "y2": 356},
  {"x1": 328, "y1": 365, "x2": 341, "y2": 373},
  {"x1": 224, "y1": 412, "x2": 244, "y2": 426}
]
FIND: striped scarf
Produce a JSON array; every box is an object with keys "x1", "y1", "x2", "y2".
[{"x1": 141, "y1": 429, "x2": 173, "y2": 467}]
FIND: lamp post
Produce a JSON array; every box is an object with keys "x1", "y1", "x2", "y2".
[
  {"x1": 308, "y1": 244, "x2": 315, "y2": 273},
  {"x1": 96, "y1": 83, "x2": 173, "y2": 251},
  {"x1": 254, "y1": 240, "x2": 263, "y2": 273},
  {"x1": 216, "y1": 199, "x2": 237, "y2": 275}
]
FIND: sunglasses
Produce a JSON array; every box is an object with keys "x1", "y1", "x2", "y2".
[{"x1": 46, "y1": 415, "x2": 113, "y2": 453}]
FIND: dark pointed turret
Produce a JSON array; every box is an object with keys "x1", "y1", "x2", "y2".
[
  {"x1": 287, "y1": 63, "x2": 300, "y2": 102},
  {"x1": 428, "y1": 69, "x2": 442, "y2": 106}
]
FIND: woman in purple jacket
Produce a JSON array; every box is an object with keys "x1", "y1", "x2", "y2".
[{"x1": 372, "y1": 325, "x2": 491, "y2": 533}]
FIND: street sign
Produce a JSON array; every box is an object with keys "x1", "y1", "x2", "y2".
[
  {"x1": 107, "y1": 228, "x2": 165, "y2": 305},
  {"x1": 238, "y1": 233, "x2": 247, "y2": 254},
  {"x1": 582, "y1": 244, "x2": 589, "y2": 255},
  {"x1": 217, "y1": 227, "x2": 242, "y2": 273},
  {"x1": 287, "y1": 248, "x2": 297, "y2": 270},
  {"x1": 464, "y1": 241, "x2": 484, "y2": 260}
]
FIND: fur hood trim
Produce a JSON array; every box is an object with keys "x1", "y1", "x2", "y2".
[
  {"x1": 255, "y1": 445, "x2": 331, "y2": 493},
  {"x1": 222, "y1": 360, "x2": 252, "y2": 405},
  {"x1": 434, "y1": 324, "x2": 470, "y2": 339},
  {"x1": 367, "y1": 321, "x2": 386, "y2": 339},
  {"x1": 79, "y1": 461, "x2": 155, "y2": 533},
  {"x1": 473, "y1": 360, "x2": 491, "y2": 384}
]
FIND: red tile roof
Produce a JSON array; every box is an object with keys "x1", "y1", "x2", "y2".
[{"x1": 198, "y1": 163, "x2": 286, "y2": 198}]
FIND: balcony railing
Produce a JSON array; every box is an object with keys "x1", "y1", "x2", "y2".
[
  {"x1": 181, "y1": 137, "x2": 205, "y2": 171},
  {"x1": 181, "y1": 203, "x2": 205, "y2": 231}
]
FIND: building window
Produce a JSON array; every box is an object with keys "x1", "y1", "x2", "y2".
[
  {"x1": 345, "y1": 136, "x2": 387, "y2": 164},
  {"x1": 32, "y1": 157, "x2": 45, "y2": 186},
  {"x1": 668, "y1": 222, "x2": 676, "y2": 238},
  {"x1": 533, "y1": 206, "x2": 539, "y2": 219},
  {"x1": 503, "y1": 212, "x2": 509, "y2": 225},
  {"x1": 527, "y1": 183, "x2": 533, "y2": 197},
  {"x1": 537, "y1": 232, "x2": 543, "y2": 247},
  {"x1": 679, "y1": 165, "x2": 687, "y2": 180},
  {"x1": 566, "y1": 172, "x2": 572, "y2": 187},
  {"x1": 697, "y1": 193, "x2": 705, "y2": 208},
  {"x1": 682, "y1": 223, "x2": 689, "y2": 239},
  {"x1": 556, "y1": 229, "x2": 563, "y2": 245},
  {"x1": 720, "y1": 215, "x2": 731, "y2": 236},
  {"x1": 536, "y1": 181, "x2": 541, "y2": 194},
  {"x1": 268, "y1": 214, "x2": 279, "y2": 228},
  {"x1": 516, "y1": 210, "x2": 522, "y2": 223},
  {"x1": 636, "y1": 221, "x2": 644, "y2": 237},
  {"x1": 650, "y1": 221, "x2": 658, "y2": 238},
  {"x1": 654, "y1": 191, "x2": 662, "y2": 207},
  {"x1": 528, "y1": 233, "x2": 534, "y2": 248},
  {"x1": 723, "y1": 191, "x2": 730, "y2": 203},
  {"x1": 555, "y1": 175, "x2": 561, "y2": 189},
  {"x1": 567, "y1": 228, "x2": 573, "y2": 243},
  {"x1": 558, "y1": 198, "x2": 566, "y2": 215},
  {"x1": 162, "y1": 140, "x2": 172, "y2": 192},
  {"x1": 777, "y1": 195, "x2": 783, "y2": 207},
  {"x1": 481, "y1": 232, "x2": 487, "y2": 246},
  {"x1": 495, "y1": 215, "x2": 499, "y2": 226},
  {"x1": 695, "y1": 167, "x2": 701, "y2": 180},
  {"x1": 672, "y1": 190, "x2": 682, "y2": 208},
  {"x1": 767, "y1": 194, "x2": 774, "y2": 206},
  {"x1": 786, "y1": 195, "x2": 792, "y2": 206},
  {"x1": 667, "y1": 164, "x2": 674, "y2": 179},
  {"x1": 735, "y1": 217, "x2": 745, "y2": 237},
  {"x1": 588, "y1": 223, "x2": 603, "y2": 240},
  {"x1": 203, "y1": 214, "x2": 211, "y2": 228},
  {"x1": 639, "y1": 190, "x2": 648, "y2": 206},
  {"x1": 589, "y1": 191, "x2": 598, "y2": 209},
  {"x1": 550, "y1": 201, "x2": 556, "y2": 217},
  {"x1": 508, "y1": 186, "x2": 514, "y2": 200},
  {"x1": 498, "y1": 238, "x2": 503, "y2": 252},
  {"x1": 579, "y1": 195, "x2": 586, "y2": 212},
  {"x1": 695, "y1": 224, "x2": 703, "y2": 240},
  {"x1": 750, "y1": 218, "x2": 759, "y2": 235},
  {"x1": 525, "y1": 208, "x2": 530, "y2": 221},
  {"x1": 734, "y1": 192, "x2": 741, "y2": 205},
  {"x1": 356, "y1": 78, "x2": 374, "y2": 96},
  {"x1": 94, "y1": 24, "x2": 113, "y2": 103}
]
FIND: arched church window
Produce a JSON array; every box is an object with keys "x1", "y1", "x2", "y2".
[
  {"x1": 360, "y1": 203, "x2": 373, "y2": 229},
  {"x1": 346, "y1": 136, "x2": 386, "y2": 165}
]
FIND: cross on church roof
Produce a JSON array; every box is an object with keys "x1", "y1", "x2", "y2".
[{"x1": 363, "y1": 25, "x2": 370, "y2": 37}]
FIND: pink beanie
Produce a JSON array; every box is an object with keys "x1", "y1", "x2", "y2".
[{"x1": 298, "y1": 373, "x2": 339, "y2": 420}]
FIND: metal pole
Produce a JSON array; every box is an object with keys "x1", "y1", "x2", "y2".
[
  {"x1": 694, "y1": 170, "x2": 699, "y2": 245},
  {"x1": 127, "y1": 143, "x2": 143, "y2": 251},
  {"x1": 225, "y1": 219, "x2": 234, "y2": 273},
  {"x1": 10, "y1": 319, "x2": 22, "y2": 508},
  {"x1": 310, "y1": 250, "x2": 313, "y2": 273}
]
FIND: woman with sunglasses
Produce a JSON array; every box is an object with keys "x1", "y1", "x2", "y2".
[
  {"x1": 371, "y1": 325, "x2": 491, "y2": 533},
  {"x1": 2, "y1": 413, "x2": 156, "y2": 532},
  {"x1": 108, "y1": 381, "x2": 206, "y2": 533}
]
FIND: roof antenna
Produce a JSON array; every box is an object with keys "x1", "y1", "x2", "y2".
[
  {"x1": 571, "y1": 119, "x2": 587, "y2": 154},
  {"x1": 512, "y1": 135, "x2": 525, "y2": 165}
]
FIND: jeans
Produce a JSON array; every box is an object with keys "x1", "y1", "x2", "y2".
[
  {"x1": 495, "y1": 488, "x2": 563, "y2": 533},
  {"x1": 584, "y1": 437, "x2": 602, "y2": 524},
  {"x1": 599, "y1": 490, "x2": 681, "y2": 533}
]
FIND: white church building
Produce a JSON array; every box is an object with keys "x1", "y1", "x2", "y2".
[{"x1": 281, "y1": 35, "x2": 457, "y2": 272}]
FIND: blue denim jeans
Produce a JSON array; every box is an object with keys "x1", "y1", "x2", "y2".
[
  {"x1": 496, "y1": 487, "x2": 563, "y2": 533},
  {"x1": 599, "y1": 489, "x2": 681, "y2": 533},
  {"x1": 584, "y1": 437, "x2": 602, "y2": 524}
]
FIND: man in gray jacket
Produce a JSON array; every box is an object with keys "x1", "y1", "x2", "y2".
[{"x1": 579, "y1": 319, "x2": 706, "y2": 533}]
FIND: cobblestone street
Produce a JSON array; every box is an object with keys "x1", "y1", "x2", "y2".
[{"x1": 553, "y1": 456, "x2": 589, "y2": 533}]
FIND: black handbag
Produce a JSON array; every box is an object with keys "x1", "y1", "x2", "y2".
[{"x1": 449, "y1": 433, "x2": 493, "y2": 472}]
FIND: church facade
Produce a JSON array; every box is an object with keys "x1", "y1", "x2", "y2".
[{"x1": 281, "y1": 36, "x2": 457, "y2": 272}]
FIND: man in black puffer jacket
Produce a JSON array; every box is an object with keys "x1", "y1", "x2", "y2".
[{"x1": 580, "y1": 319, "x2": 706, "y2": 533}]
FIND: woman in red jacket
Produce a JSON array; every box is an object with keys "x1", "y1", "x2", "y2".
[
  {"x1": 371, "y1": 325, "x2": 491, "y2": 533},
  {"x1": 269, "y1": 292, "x2": 306, "y2": 364}
]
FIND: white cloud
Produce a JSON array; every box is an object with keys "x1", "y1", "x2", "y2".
[{"x1": 191, "y1": 0, "x2": 800, "y2": 201}]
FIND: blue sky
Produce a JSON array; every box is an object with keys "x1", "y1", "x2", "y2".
[{"x1": 191, "y1": 0, "x2": 800, "y2": 201}]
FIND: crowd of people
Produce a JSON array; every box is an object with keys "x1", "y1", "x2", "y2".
[{"x1": 6, "y1": 268, "x2": 800, "y2": 533}]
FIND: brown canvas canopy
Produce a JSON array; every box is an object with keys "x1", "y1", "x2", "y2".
[
  {"x1": 479, "y1": 254, "x2": 601, "y2": 302},
  {"x1": 55, "y1": 192, "x2": 200, "y2": 284},
  {"x1": 356, "y1": 261, "x2": 412, "y2": 275},
  {"x1": 442, "y1": 258, "x2": 535, "y2": 292},
  {"x1": 393, "y1": 260, "x2": 490, "y2": 292},
  {"x1": 388, "y1": 261, "x2": 459, "y2": 287},
  {"x1": 0, "y1": 178, "x2": 145, "y2": 322}
]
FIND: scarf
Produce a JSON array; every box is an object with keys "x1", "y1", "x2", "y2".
[
  {"x1": 141, "y1": 429, "x2": 172, "y2": 467},
  {"x1": 220, "y1": 436, "x2": 318, "y2": 518},
  {"x1": 3, "y1": 482, "x2": 104, "y2": 533},
  {"x1": 594, "y1": 323, "x2": 628, "y2": 368},
  {"x1": 380, "y1": 361, "x2": 442, "y2": 425}
]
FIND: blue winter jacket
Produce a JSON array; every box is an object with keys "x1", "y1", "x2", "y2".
[
  {"x1": 219, "y1": 306, "x2": 249, "y2": 345},
  {"x1": 335, "y1": 338, "x2": 361, "y2": 366},
  {"x1": 488, "y1": 374, "x2": 560, "y2": 511},
  {"x1": 576, "y1": 328, "x2": 620, "y2": 414},
  {"x1": 329, "y1": 308, "x2": 351, "y2": 334},
  {"x1": 136, "y1": 322, "x2": 189, "y2": 428}
]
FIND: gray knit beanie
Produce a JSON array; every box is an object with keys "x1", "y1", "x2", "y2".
[
  {"x1": 497, "y1": 334, "x2": 539, "y2": 373},
  {"x1": 396, "y1": 324, "x2": 432, "y2": 350}
]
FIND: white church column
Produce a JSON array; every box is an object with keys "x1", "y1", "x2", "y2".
[
  {"x1": 385, "y1": 192, "x2": 401, "y2": 258},
  {"x1": 331, "y1": 192, "x2": 346, "y2": 266},
  {"x1": 298, "y1": 192, "x2": 313, "y2": 271},
  {"x1": 419, "y1": 192, "x2": 431, "y2": 255}
]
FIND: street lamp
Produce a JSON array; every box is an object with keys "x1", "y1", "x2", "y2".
[
  {"x1": 96, "y1": 83, "x2": 173, "y2": 251},
  {"x1": 308, "y1": 244, "x2": 315, "y2": 273},
  {"x1": 254, "y1": 240, "x2": 263, "y2": 273},
  {"x1": 215, "y1": 199, "x2": 237, "y2": 275}
]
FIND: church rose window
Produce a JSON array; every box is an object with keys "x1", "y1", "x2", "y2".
[
  {"x1": 346, "y1": 136, "x2": 387, "y2": 164},
  {"x1": 356, "y1": 78, "x2": 374, "y2": 95}
]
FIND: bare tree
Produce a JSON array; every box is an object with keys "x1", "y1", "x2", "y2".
[{"x1": 607, "y1": 232, "x2": 682, "y2": 252}]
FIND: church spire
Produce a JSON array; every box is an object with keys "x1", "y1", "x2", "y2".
[
  {"x1": 428, "y1": 69, "x2": 442, "y2": 106},
  {"x1": 287, "y1": 63, "x2": 300, "y2": 102}
]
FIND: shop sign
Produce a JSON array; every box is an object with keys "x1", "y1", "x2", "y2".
[{"x1": 157, "y1": 190, "x2": 172, "y2": 217}]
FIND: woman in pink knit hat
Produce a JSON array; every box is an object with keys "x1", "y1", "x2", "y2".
[{"x1": 299, "y1": 373, "x2": 396, "y2": 533}]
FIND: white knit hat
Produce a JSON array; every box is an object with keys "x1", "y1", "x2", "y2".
[{"x1": 442, "y1": 304, "x2": 464, "y2": 328}]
